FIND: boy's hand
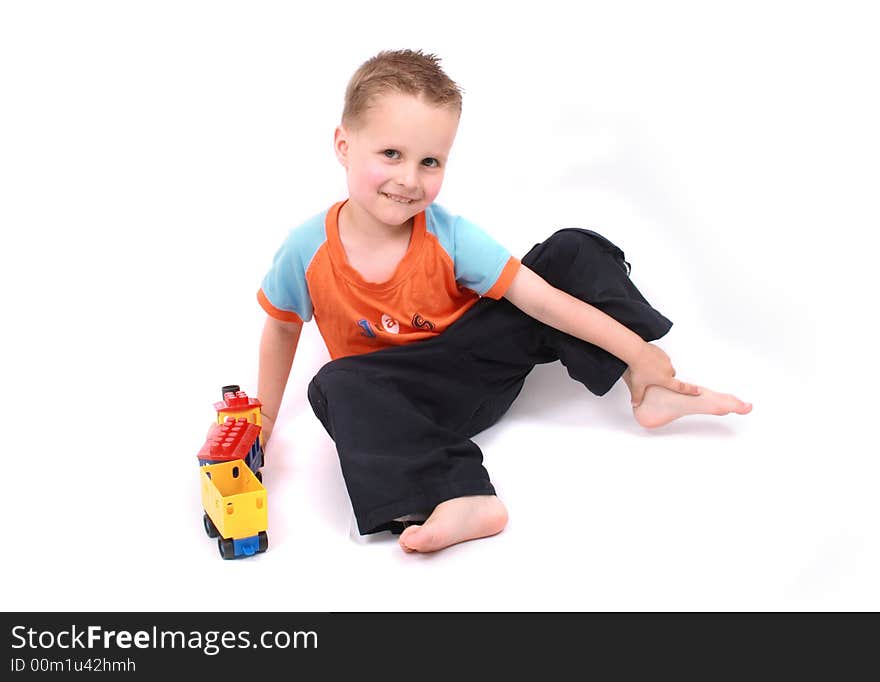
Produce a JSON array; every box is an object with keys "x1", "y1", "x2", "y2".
[
  {"x1": 627, "y1": 343, "x2": 700, "y2": 407},
  {"x1": 260, "y1": 413, "x2": 275, "y2": 444}
]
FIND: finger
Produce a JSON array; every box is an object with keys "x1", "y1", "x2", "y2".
[
  {"x1": 673, "y1": 380, "x2": 700, "y2": 395},
  {"x1": 630, "y1": 385, "x2": 645, "y2": 407}
]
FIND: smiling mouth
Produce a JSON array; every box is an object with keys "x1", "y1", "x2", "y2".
[{"x1": 381, "y1": 192, "x2": 415, "y2": 204}]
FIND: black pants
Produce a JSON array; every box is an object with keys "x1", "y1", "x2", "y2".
[{"x1": 307, "y1": 229, "x2": 673, "y2": 534}]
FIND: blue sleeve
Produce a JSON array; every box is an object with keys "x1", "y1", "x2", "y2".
[
  {"x1": 451, "y1": 215, "x2": 514, "y2": 296},
  {"x1": 258, "y1": 213, "x2": 326, "y2": 323}
]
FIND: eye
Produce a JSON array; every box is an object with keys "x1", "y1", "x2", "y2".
[
  {"x1": 383, "y1": 149, "x2": 400, "y2": 159},
  {"x1": 422, "y1": 158, "x2": 440, "y2": 168}
]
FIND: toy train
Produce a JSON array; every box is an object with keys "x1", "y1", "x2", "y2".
[{"x1": 197, "y1": 385, "x2": 269, "y2": 559}]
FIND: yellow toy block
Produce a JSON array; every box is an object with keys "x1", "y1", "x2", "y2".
[{"x1": 200, "y1": 460, "x2": 267, "y2": 558}]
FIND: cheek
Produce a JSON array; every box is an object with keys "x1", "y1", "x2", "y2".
[
  {"x1": 347, "y1": 159, "x2": 388, "y2": 194},
  {"x1": 364, "y1": 165, "x2": 388, "y2": 188},
  {"x1": 422, "y1": 174, "x2": 445, "y2": 202}
]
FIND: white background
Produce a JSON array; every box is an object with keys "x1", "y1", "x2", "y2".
[{"x1": 2, "y1": 1, "x2": 877, "y2": 611}]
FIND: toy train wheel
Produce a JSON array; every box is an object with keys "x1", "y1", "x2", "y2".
[
  {"x1": 203, "y1": 513, "x2": 219, "y2": 538},
  {"x1": 218, "y1": 538, "x2": 236, "y2": 559},
  {"x1": 258, "y1": 531, "x2": 268, "y2": 553}
]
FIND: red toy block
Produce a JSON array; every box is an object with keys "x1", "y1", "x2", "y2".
[
  {"x1": 213, "y1": 390, "x2": 262, "y2": 414},
  {"x1": 197, "y1": 417, "x2": 262, "y2": 464}
]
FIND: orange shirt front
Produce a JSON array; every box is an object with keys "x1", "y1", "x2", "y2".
[{"x1": 258, "y1": 200, "x2": 520, "y2": 359}]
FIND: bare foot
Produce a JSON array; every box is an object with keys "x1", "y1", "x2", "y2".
[
  {"x1": 631, "y1": 381, "x2": 752, "y2": 429},
  {"x1": 398, "y1": 495, "x2": 508, "y2": 553}
]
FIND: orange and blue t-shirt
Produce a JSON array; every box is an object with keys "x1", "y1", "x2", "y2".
[{"x1": 257, "y1": 200, "x2": 521, "y2": 360}]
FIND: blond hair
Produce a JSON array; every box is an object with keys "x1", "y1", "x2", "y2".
[{"x1": 342, "y1": 49, "x2": 463, "y2": 129}]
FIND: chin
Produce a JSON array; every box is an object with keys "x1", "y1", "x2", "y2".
[{"x1": 374, "y1": 199, "x2": 420, "y2": 224}]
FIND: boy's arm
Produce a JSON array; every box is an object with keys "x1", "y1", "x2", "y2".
[
  {"x1": 258, "y1": 316, "x2": 303, "y2": 442},
  {"x1": 503, "y1": 265, "x2": 699, "y2": 406}
]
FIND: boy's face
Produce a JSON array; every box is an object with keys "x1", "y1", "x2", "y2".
[{"x1": 334, "y1": 92, "x2": 459, "y2": 228}]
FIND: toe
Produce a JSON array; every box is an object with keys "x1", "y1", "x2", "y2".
[
  {"x1": 398, "y1": 525, "x2": 419, "y2": 551},
  {"x1": 399, "y1": 525, "x2": 433, "y2": 553}
]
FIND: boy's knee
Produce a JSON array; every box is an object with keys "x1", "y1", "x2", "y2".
[
  {"x1": 311, "y1": 358, "x2": 372, "y2": 404},
  {"x1": 306, "y1": 375, "x2": 326, "y2": 418},
  {"x1": 528, "y1": 229, "x2": 607, "y2": 276},
  {"x1": 545, "y1": 228, "x2": 630, "y2": 276},
  {"x1": 312, "y1": 364, "x2": 348, "y2": 397},
  {"x1": 308, "y1": 366, "x2": 360, "y2": 429},
  {"x1": 544, "y1": 228, "x2": 590, "y2": 251},
  {"x1": 545, "y1": 228, "x2": 617, "y2": 256}
]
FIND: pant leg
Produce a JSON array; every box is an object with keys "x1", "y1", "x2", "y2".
[
  {"x1": 521, "y1": 228, "x2": 673, "y2": 395},
  {"x1": 307, "y1": 340, "x2": 496, "y2": 535},
  {"x1": 442, "y1": 227, "x2": 673, "y2": 434}
]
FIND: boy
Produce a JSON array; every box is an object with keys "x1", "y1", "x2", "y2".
[{"x1": 256, "y1": 50, "x2": 751, "y2": 554}]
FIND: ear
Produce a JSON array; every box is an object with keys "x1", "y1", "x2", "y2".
[{"x1": 334, "y1": 125, "x2": 350, "y2": 168}]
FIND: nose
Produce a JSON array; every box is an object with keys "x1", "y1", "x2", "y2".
[{"x1": 393, "y1": 163, "x2": 420, "y2": 193}]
